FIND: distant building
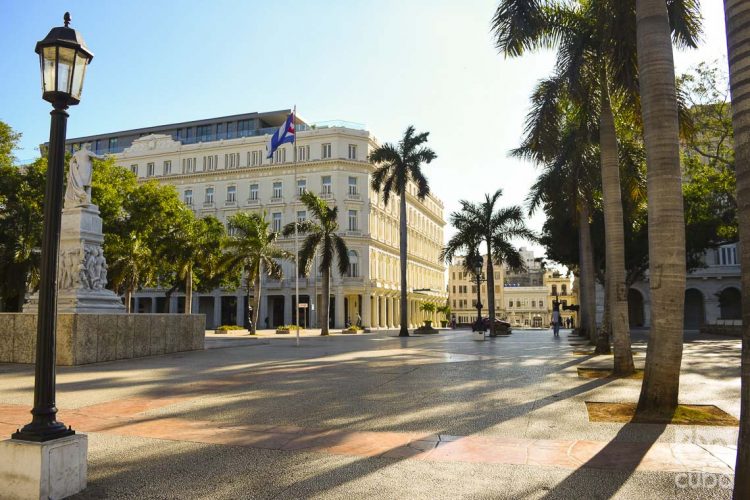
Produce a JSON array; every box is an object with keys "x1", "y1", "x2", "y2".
[
  {"x1": 447, "y1": 255, "x2": 504, "y2": 325},
  {"x1": 62, "y1": 111, "x2": 448, "y2": 329},
  {"x1": 625, "y1": 242, "x2": 740, "y2": 330}
]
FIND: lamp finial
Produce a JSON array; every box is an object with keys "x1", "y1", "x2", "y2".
[{"x1": 64, "y1": 12, "x2": 71, "y2": 27}]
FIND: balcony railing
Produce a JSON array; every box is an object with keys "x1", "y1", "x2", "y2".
[{"x1": 246, "y1": 198, "x2": 260, "y2": 206}]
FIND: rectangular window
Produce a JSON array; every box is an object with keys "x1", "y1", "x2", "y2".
[
  {"x1": 452, "y1": 285, "x2": 456, "y2": 293},
  {"x1": 227, "y1": 186, "x2": 236, "y2": 203},
  {"x1": 562, "y1": 284, "x2": 567, "y2": 295},
  {"x1": 225, "y1": 153, "x2": 239, "y2": 169},
  {"x1": 273, "y1": 148, "x2": 286, "y2": 163},
  {"x1": 348, "y1": 176, "x2": 358, "y2": 195},
  {"x1": 205, "y1": 187, "x2": 214, "y2": 204},
  {"x1": 322, "y1": 175, "x2": 332, "y2": 194},
  {"x1": 250, "y1": 150, "x2": 263, "y2": 166},
  {"x1": 297, "y1": 179, "x2": 306, "y2": 196},
  {"x1": 197, "y1": 125, "x2": 212, "y2": 142},
  {"x1": 322, "y1": 143, "x2": 331, "y2": 159},
  {"x1": 509, "y1": 300, "x2": 513, "y2": 308},
  {"x1": 273, "y1": 181, "x2": 282, "y2": 199},
  {"x1": 163, "y1": 160, "x2": 172, "y2": 175},
  {"x1": 272, "y1": 212, "x2": 282, "y2": 232},
  {"x1": 108, "y1": 137, "x2": 118, "y2": 152},
  {"x1": 298, "y1": 145, "x2": 310, "y2": 161},
  {"x1": 297, "y1": 210, "x2": 306, "y2": 223},
  {"x1": 130, "y1": 164, "x2": 138, "y2": 175},
  {"x1": 226, "y1": 122, "x2": 235, "y2": 139},
  {"x1": 216, "y1": 123, "x2": 224, "y2": 140},
  {"x1": 146, "y1": 162, "x2": 154, "y2": 177},
  {"x1": 184, "y1": 189, "x2": 193, "y2": 205},
  {"x1": 539, "y1": 300, "x2": 544, "y2": 308},
  {"x1": 348, "y1": 144, "x2": 357, "y2": 160},
  {"x1": 551, "y1": 285, "x2": 557, "y2": 295},
  {"x1": 348, "y1": 210, "x2": 358, "y2": 231},
  {"x1": 249, "y1": 184, "x2": 258, "y2": 200},
  {"x1": 237, "y1": 119, "x2": 252, "y2": 137}
]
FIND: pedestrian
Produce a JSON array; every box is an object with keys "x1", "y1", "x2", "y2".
[
  {"x1": 552, "y1": 298, "x2": 561, "y2": 337},
  {"x1": 356, "y1": 313, "x2": 362, "y2": 327}
]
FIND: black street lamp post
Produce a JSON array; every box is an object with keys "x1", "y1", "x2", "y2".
[
  {"x1": 473, "y1": 256, "x2": 486, "y2": 333},
  {"x1": 12, "y1": 13, "x2": 93, "y2": 443}
]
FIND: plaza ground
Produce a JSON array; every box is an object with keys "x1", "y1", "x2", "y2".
[{"x1": 0, "y1": 328, "x2": 740, "y2": 499}]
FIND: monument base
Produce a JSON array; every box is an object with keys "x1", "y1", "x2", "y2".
[{"x1": 0, "y1": 434, "x2": 88, "y2": 500}]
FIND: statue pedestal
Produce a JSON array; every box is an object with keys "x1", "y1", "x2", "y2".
[{"x1": 24, "y1": 204, "x2": 125, "y2": 314}]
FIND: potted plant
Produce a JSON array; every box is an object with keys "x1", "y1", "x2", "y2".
[
  {"x1": 437, "y1": 304, "x2": 451, "y2": 328},
  {"x1": 275, "y1": 324, "x2": 302, "y2": 335}
]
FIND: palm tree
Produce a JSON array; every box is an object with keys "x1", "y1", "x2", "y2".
[
  {"x1": 722, "y1": 1, "x2": 750, "y2": 495},
  {"x1": 223, "y1": 212, "x2": 293, "y2": 334},
  {"x1": 282, "y1": 191, "x2": 349, "y2": 335},
  {"x1": 442, "y1": 190, "x2": 535, "y2": 335},
  {"x1": 369, "y1": 126, "x2": 436, "y2": 336},
  {"x1": 108, "y1": 233, "x2": 151, "y2": 313},
  {"x1": 635, "y1": 0, "x2": 700, "y2": 416},
  {"x1": 168, "y1": 215, "x2": 226, "y2": 315},
  {"x1": 493, "y1": 0, "x2": 700, "y2": 376}
]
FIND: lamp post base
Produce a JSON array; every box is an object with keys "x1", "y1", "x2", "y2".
[{"x1": 0, "y1": 434, "x2": 87, "y2": 499}]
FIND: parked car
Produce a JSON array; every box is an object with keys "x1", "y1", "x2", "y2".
[{"x1": 472, "y1": 317, "x2": 512, "y2": 334}]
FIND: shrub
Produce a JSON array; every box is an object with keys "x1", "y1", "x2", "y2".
[
  {"x1": 216, "y1": 325, "x2": 244, "y2": 331},
  {"x1": 277, "y1": 324, "x2": 302, "y2": 330}
]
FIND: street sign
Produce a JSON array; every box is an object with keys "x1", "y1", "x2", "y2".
[{"x1": 298, "y1": 303, "x2": 309, "y2": 309}]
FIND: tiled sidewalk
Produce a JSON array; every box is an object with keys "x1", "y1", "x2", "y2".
[{"x1": 0, "y1": 397, "x2": 734, "y2": 475}]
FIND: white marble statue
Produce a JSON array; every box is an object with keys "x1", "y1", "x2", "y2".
[{"x1": 65, "y1": 143, "x2": 103, "y2": 207}]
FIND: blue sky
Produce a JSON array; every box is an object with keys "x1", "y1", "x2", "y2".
[{"x1": 0, "y1": 0, "x2": 730, "y2": 257}]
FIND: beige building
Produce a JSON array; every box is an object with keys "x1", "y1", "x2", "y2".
[
  {"x1": 64, "y1": 111, "x2": 447, "y2": 329},
  {"x1": 447, "y1": 255, "x2": 504, "y2": 325},
  {"x1": 447, "y1": 251, "x2": 579, "y2": 329}
]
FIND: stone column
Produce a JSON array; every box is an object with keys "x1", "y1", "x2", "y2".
[
  {"x1": 380, "y1": 296, "x2": 387, "y2": 328},
  {"x1": 236, "y1": 293, "x2": 245, "y2": 327},
  {"x1": 335, "y1": 290, "x2": 345, "y2": 328},
  {"x1": 394, "y1": 299, "x2": 400, "y2": 328},
  {"x1": 389, "y1": 297, "x2": 396, "y2": 328},
  {"x1": 372, "y1": 295, "x2": 380, "y2": 328},
  {"x1": 283, "y1": 293, "x2": 292, "y2": 326},
  {"x1": 363, "y1": 293, "x2": 372, "y2": 328},
  {"x1": 259, "y1": 295, "x2": 268, "y2": 329},
  {"x1": 213, "y1": 295, "x2": 222, "y2": 329}
]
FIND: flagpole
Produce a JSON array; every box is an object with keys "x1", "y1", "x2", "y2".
[{"x1": 293, "y1": 106, "x2": 300, "y2": 348}]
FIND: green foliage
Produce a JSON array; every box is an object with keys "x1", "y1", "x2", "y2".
[
  {"x1": 678, "y1": 63, "x2": 737, "y2": 262},
  {"x1": 216, "y1": 325, "x2": 244, "y2": 331},
  {"x1": 420, "y1": 302, "x2": 436, "y2": 313},
  {"x1": 277, "y1": 324, "x2": 302, "y2": 330}
]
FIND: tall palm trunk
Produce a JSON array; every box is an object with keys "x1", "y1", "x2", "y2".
[
  {"x1": 125, "y1": 288, "x2": 133, "y2": 313},
  {"x1": 486, "y1": 244, "x2": 496, "y2": 336},
  {"x1": 579, "y1": 199, "x2": 598, "y2": 345},
  {"x1": 636, "y1": 0, "x2": 686, "y2": 416},
  {"x1": 399, "y1": 192, "x2": 409, "y2": 336},
  {"x1": 185, "y1": 263, "x2": 193, "y2": 315},
  {"x1": 321, "y1": 269, "x2": 330, "y2": 335},
  {"x1": 724, "y1": 1, "x2": 750, "y2": 496},
  {"x1": 252, "y1": 268, "x2": 262, "y2": 334},
  {"x1": 599, "y1": 77, "x2": 635, "y2": 374},
  {"x1": 596, "y1": 273, "x2": 612, "y2": 354}
]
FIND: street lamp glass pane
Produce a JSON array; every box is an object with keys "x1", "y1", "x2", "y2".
[
  {"x1": 42, "y1": 46, "x2": 56, "y2": 94},
  {"x1": 56, "y1": 46, "x2": 75, "y2": 93},
  {"x1": 71, "y1": 49, "x2": 88, "y2": 100}
]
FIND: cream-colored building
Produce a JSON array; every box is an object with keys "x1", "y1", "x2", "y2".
[
  {"x1": 544, "y1": 271, "x2": 578, "y2": 327},
  {"x1": 447, "y1": 255, "x2": 504, "y2": 325},
  {"x1": 64, "y1": 111, "x2": 447, "y2": 329},
  {"x1": 504, "y1": 286, "x2": 549, "y2": 327}
]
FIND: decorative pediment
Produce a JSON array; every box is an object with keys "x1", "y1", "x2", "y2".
[{"x1": 125, "y1": 134, "x2": 179, "y2": 152}]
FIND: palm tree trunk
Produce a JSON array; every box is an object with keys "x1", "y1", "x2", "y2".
[
  {"x1": 185, "y1": 263, "x2": 193, "y2": 315},
  {"x1": 595, "y1": 273, "x2": 612, "y2": 354},
  {"x1": 125, "y1": 288, "x2": 133, "y2": 314},
  {"x1": 579, "y1": 199, "x2": 598, "y2": 345},
  {"x1": 252, "y1": 270, "x2": 262, "y2": 334},
  {"x1": 321, "y1": 269, "x2": 330, "y2": 335},
  {"x1": 399, "y1": 192, "x2": 409, "y2": 336},
  {"x1": 724, "y1": 1, "x2": 750, "y2": 495},
  {"x1": 635, "y1": 0, "x2": 687, "y2": 417},
  {"x1": 599, "y1": 77, "x2": 635, "y2": 374},
  {"x1": 486, "y1": 243, "x2": 496, "y2": 336}
]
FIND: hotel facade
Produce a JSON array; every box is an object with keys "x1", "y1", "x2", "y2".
[{"x1": 64, "y1": 110, "x2": 448, "y2": 329}]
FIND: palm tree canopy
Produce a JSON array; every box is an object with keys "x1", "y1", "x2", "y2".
[
  {"x1": 282, "y1": 191, "x2": 350, "y2": 277},
  {"x1": 368, "y1": 126, "x2": 437, "y2": 204},
  {"x1": 223, "y1": 211, "x2": 294, "y2": 283}
]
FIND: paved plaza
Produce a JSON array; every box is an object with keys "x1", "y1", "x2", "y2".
[{"x1": 0, "y1": 328, "x2": 740, "y2": 499}]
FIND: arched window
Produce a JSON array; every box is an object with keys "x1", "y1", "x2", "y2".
[{"x1": 348, "y1": 250, "x2": 359, "y2": 277}]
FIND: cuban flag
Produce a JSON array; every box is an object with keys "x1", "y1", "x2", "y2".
[{"x1": 266, "y1": 112, "x2": 295, "y2": 159}]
